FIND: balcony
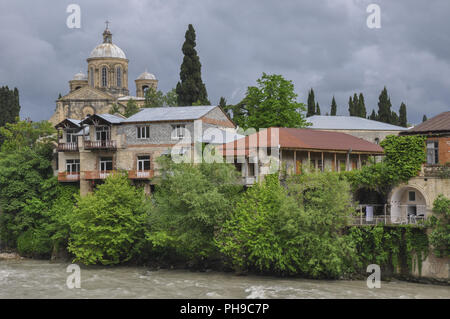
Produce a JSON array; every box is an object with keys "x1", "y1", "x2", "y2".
[
  {"x1": 57, "y1": 142, "x2": 78, "y2": 152},
  {"x1": 420, "y1": 164, "x2": 450, "y2": 178},
  {"x1": 84, "y1": 170, "x2": 116, "y2": 180},
  {"x1": 128, "y1": 170, "x2": 154, "y2": 179},
  {"x1": 57, "y1": 171, "x2": 80, "y2": 182},
  {"x1": 84, "y1": 140, "x2": 117, "y2": 150},
  {"x1": 350, "y1": 204, "x2": 427, "y2": 227}
]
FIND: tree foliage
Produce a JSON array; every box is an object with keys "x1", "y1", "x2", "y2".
[
  {"x1": 228, "y1": 73, "x2": 308, "y2": 130},
  {"x1": 67, "y1": 173, "x2": 149, "y2": 265},
  {"x1": 0, "y1": 86, "x2": 21, "y2": 129},
  {"x1": 217, "y1": 173, "x2": 356, "y2": 278},
  {"x1": 147, "y1": 158, "x2": 242, "y2": 264},
  {"x1": 330, "y1": 96, "x2": 337, "y2": 116},
  {"x1": 176, "y1": 24, "x2": 210, "y2": 106},
  {"x1": 307, "y1": 88, "x2": 316, "y2": 117}
]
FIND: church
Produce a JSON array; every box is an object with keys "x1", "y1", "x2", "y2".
[{"x1": 49, "y1": 24, "x2": 157, "y2": 125}]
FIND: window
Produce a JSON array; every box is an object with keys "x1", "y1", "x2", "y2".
[
  {"x1": 95, "y1": 126, "x2": 110, "y2": 141},
  {"x1": 116, "y1": 67, "x2": 122, "y2": 88},
  {"x1": 426, "y1": 141, "x2": 439, "y2": 164},
  {"x1": 99, "y1": 157, "x2": 113, "y2": 171},
  {"x1": 374, "y1": 137, "x2": 380, "y2": 145},
  {"x1": 66, "y1": 129, "x2": 78, "y2": 143},
  {"x1": 137, "y1": 155, "x2": 151, "y2": 171},
  {"x1": 102, "y1": 67, "x2": 108, "y2": 87},
  {"x1": 66, "y1": 159, "x2": 80, "y2": 174},
  {"x1": 171, "y1": 124, "x2": 186, "y2": 140},
  {"x1": 90, "y1": 67, "x2": 94, "y2": 86},
  {"x1": 137, "y1": 126, "x2": 150, "y2": 139},
  {"x1": 409, "y1": 191, "x2": 416, "y2": 202}
]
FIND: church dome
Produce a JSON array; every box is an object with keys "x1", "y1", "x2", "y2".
[
  {"x1": 88, "y1": 26, "x2": 127, "y2": 59},
  {"x1": 89, "y1": 43, "x2": 126, "y2": 59},
  {"x1": 137, "y1": 71, "x2": 156, "y2": 80},
  {"x1": 72, "y1": 71, "x2": 87, "y2": 81}
]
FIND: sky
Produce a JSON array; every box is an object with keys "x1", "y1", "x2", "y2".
[{"x1": 0, "y1": 0, "x2": 449, "y2": 124}]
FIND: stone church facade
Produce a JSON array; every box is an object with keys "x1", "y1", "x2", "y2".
[{"x1": 49, "y1": 26, "x2": 158, "y2": 126}]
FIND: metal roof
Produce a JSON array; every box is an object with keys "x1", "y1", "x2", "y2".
[
  {"x1": 137, "y1": 71, "x2": 156, "y2": 80},
  {"x1": 307, "y1": 115, "x2": 408, "y2": 131},
  {"x1": 219, "y1": 127, "x2": 384, "y2": 156},
  {"x1": 80, "y1": 113, "x2": 124, "y2": 125},
  {"x1": 124, "y1": 106, "x2": 217, "y2": 123},
  {"x1": 89, "y1": 43, "x2": 127, "y2": 59},
  {"x1": 401, "y1": 111, "x2": 450, "y2": 134}
]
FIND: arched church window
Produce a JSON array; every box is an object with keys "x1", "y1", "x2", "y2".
[
  {"x1": 90, "y1": 67, "x2": 94, "y2": 86},
  {"x1": 116, "y1": 67, "x2": 122, "y2": 88},
  {"x1": 102, "y1": 67, "x2": 108, "y2": 87},
  {"x1": 143, "y1": 85, "x2": 149, "y2": 96}
]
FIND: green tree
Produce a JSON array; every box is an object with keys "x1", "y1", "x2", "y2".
[
  {"x1": 217, "y1": 173, "x2": 356, "y2": 278},
  {"x1": 176, "y1": 24, "x2": 210, "y2": 106},
  {"x1": 427, "y1": 195, "x2": 450, "y2": 258},
  {"x1": 307, "y1": 88, "x2": 316, "y2": 117},
  {"x1": 315, "y1": 102, "x2": 321, "y2": 115},
  {"x1": 164, "y1": 88, "x2": 178, "y2": 106},
  {"x1": 147, "y1": 158, "x2": 242, "y2": 265},
  {"x1": 67, "y1": 173, "x2": 149, "y2": 265},
  {"x1": 377, "y1": 87, "x2": 392, "y2": 124},
  {"x1": 399, "y1": 102, "x2": 407, "y2": 127},
  {"x1": 124, "y1": 99, "x2": 140, "y2": 117},
  {"x1": 109, "y1": 103, "x2": 122, "y2": 115},
  {"x1": 391, "y1": 111, "x2": 399, "y2": 126},
  {"x1": 0, "y1": 86, "x2": 21, "y2": 129},
  {"x1": 330, "y1": 96, "x2": 337, "y2": 116},
  {"x1": 422, "y1": 115, "x2": 428, "y2": 122},
  {"x1": 358, "y1": 93, "x2": 366, "y2": 118},
  {"x1": 218, "y1": 96, "x2": 227, "y2": 109},
  {"x1": 348, "y1": 95, "x2": 357, "y2": 116},
  {"x1": 369, "y1": 109, "x2": 377, "y2": 121},
  {"x1": 144, "y1": 87, "x2": 165, "y2": 108},
  {"x1": 232, "y1": 73, "x2": 308, "y2": 129}
]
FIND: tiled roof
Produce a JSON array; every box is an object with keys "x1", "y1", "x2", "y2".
[
  {"x1": 124, "y1": 106, "x2": 217, "y2": 123},
  {"x1": 401, "y1": 111, "x2": 450, "y2": 134},
  {"x1": 307, "y1": 115, "x2": 408, "y2": 131},
  {"x1": 219, "y1": 127, "x2": 384, "y2": 156}
]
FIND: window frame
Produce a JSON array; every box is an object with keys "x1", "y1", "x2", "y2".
[
  {"x1": 171, "y1": 124, "x2": 186, "y2": 140},
  {"x1": 426, "y1": 140, "x2": 439, "y2": 165},
  {"x1": 101, "y1": 67, "x2": 108, "y2": 87},
  {"x1": 136, "y1": 126, "x2": 150, "y2": 139},
  {"x1": 66, "y1": 159, "x2": 80, "y2": 174},
  {"x1": 137, "y1": 155, "x2": 151, "y2": 171},
  {"x1": 116, "y1": 66, "x2": 122, "y2": 88},
  {"x1": 99, "y1": 157, "x2": 113, "y2": 172},
  {"x1": 95, "y1": 126, "x2": 110, "y2": 141}
]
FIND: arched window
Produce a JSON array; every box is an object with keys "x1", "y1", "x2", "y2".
[
  {"x1": 102, "y1": 67, "x2": 108, "y2": 87},
  {"x1": 116, "y1": 67, "x2": 122, "y2": 88},
  {"x1": 90, "y1": 67, "x2": 94, "y2": 86}
]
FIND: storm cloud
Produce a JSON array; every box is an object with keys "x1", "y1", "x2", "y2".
[{"x1": 0, "y1": 0, "x2": 449, "y2": 123}]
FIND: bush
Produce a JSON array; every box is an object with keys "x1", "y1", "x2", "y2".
[
  {"x1": 67, "y1": 173, "x2": 149, "y2": 265},
  {"x1": 17, "y1": 229, "x2": 52, "y2": 258},
  {"x1": 217, "y1": 173, "x2": 356, "y2": 278},
  {"x1": 147, "y1": 158, "x2": 242, "y2": 265},
  {"x1": 428, "y1": 194, "x2": 450, "y2": 258}
]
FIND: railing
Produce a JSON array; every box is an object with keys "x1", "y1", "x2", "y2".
[
  {"x1": 421, "y1": 165, "x2": 450, "y2": 178},
  {"x1": 84, "y1": 170, "x2": 116, "y2": 180},
  {"x1": 57, "y1": 142, "x2": 78, "y2": 152},
  {"x1": 128, "y1": 170, "x2": 154, "y2": 179},
  {"x1": 84, "y1": 140, "x2": 117, "y2": 150},
  {"x1": 350, "y1": 204, "x2": 427, "y2": 226},
  {"x1": 57, "y1": 171, "x2": 80, "y2": 182}
]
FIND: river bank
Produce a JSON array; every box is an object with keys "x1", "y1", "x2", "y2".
[{"x1": 1, "y1": 259, "x2": 449, "y2": 299}]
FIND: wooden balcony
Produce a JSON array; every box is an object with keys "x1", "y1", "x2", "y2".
[
  {"x1": 84, "y1": 170, "x2": 116, "y2": 180},
  {"x1": 128, "y1": 170, "x2": 154, "y2": 179},
  {"x1": 84, "y1": 140, "x2": 117, "y2": 150},
  {"x1": 57, "y1": 142, "x2": 78, "y2": 152},
  {"x1": 57, "y1": 171, "x2": 80, "y2": 182}
]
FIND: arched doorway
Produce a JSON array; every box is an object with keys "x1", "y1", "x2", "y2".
[
  {"x1": 389, "y1": 186, "x2": 427, "y2": 224},
  {"x1": 354, "y1": 188, "x2": 386, "y2": 224}
]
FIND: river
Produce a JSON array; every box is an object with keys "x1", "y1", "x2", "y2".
[{"x1": 0, "y1": 259, "x2": 448, "y2": 299}]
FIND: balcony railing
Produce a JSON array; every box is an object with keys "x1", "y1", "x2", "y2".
[
  {"x1": 84, "y1": 170, "x2": 116, "y2": 180},
  {"x1": 57, "y1": 171, "x2": 80, "y2": 182},
  {"x1": 57, "y1": 142, "x2": 78, "y2": 152},
  {"x1": 350, "y1": 204, "x2": 427, "y2": 226},
  {"x1": 84, "y1": 140, "x2": 117, "y2": 150},
  {"x1": 421, "y1": 165, "x2": 450, "y2": 178},
  {"x1": 128, "y1": 170, "x2": 154, "y2": 179}
]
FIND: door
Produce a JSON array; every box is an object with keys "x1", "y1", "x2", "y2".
[{"x1": 296, "y1": 160, "x2": 302, "y2": 174}]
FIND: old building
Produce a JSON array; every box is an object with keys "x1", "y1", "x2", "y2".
[
  {"x1": 54, "y1": 105, "x2": 237, "y2": 195},
  {"x1": 219, "y1": 127, "x2": 384, "y2": 186},
  {"x1": 307, "y1": 115, "x2": 408, "y2": 145},
  {"x1": 49, "y1": 25, "x2": 155, "y2": 126}
]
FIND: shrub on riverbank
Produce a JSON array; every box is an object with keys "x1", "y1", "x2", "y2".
[
  {"x1": 67, "y1": 173, "x2": 149, "y2": 265},
  {"x1": 217, "y1": 173, "x2": 356, "y2": 278},
  {"x1": 146, "y1": 158, "x2": 242, "y2": 267}
]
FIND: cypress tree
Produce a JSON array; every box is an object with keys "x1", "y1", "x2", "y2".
[
  {"x1": 422, "y1": 114, "x2": 428, "y2": 122},
  {"x1": 390, "y1": 111, "x2": 399, "y2": 126},
  {"x1": 399, "y1": 102, "x2": 407, "y2": 127},
  {"x1": 316, "y1": 102, "x2": 321, "y2": 115},
  {"x1": 348, "y1": 95, "x2": 358, "y2": 116},
  {"x1": 369, "y1": 109, "x2": 377, "y2": 121},
  {"x1": 176, "y1": 24, "x2": 210, "y2": 106},
  {"x1": 358, "y1": 93, "x2": 366, "y2": 118},
  {"x1": 330, "y1": 96, "x2": 337, "y2": 116},
  {"x1": 377, "y1": 87, "x2": 392, "y2": 124},
  {"x1": 0, "y1": 86, "x2": 21, "y2": 128},
  {"x1": 307, "y1": 88, "x2": 316, "y2": 117},
  {"x1": 218, "y1": 96, "x2": 227, "y2": 109}
]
